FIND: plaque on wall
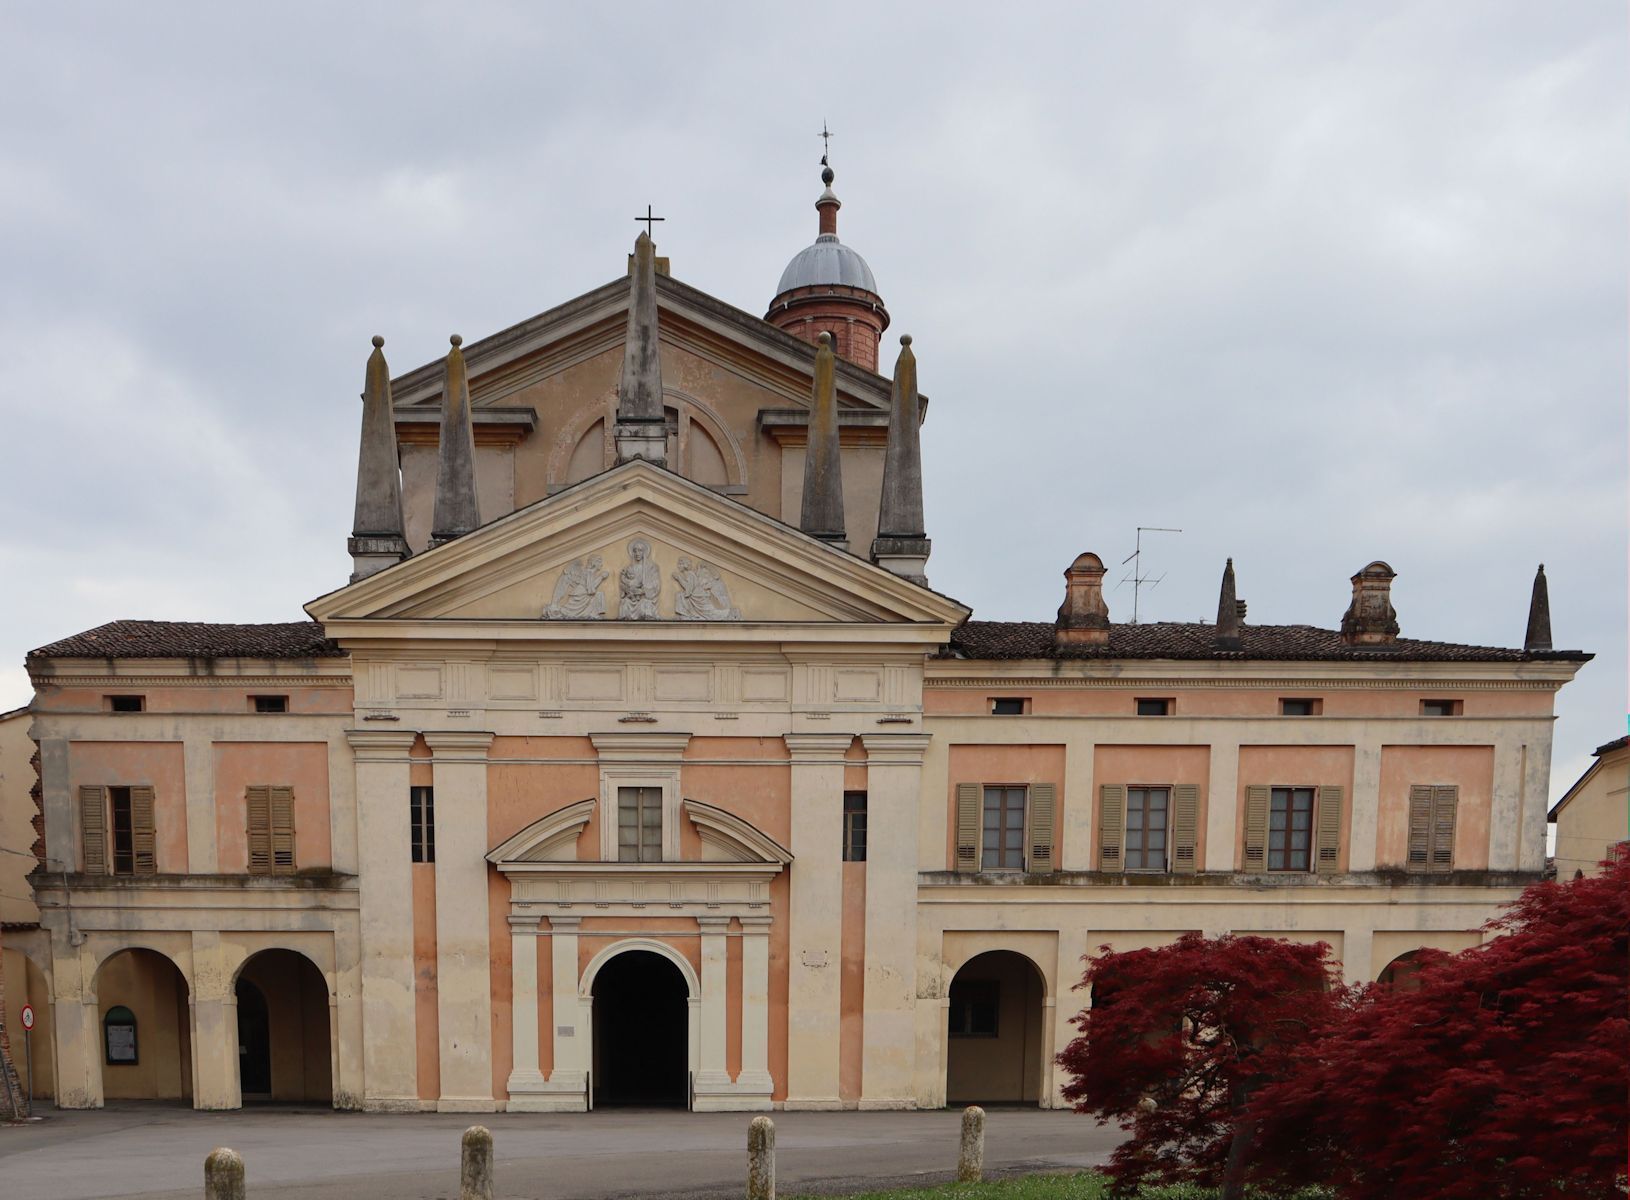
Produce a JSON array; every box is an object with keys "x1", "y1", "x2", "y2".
[{"x1": 104, "y1": 1005, "x2": 138, "y2": 1064}]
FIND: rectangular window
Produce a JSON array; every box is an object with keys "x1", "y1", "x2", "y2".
[
  {"x1": 617, "y1": 786, "x2": 663, "y2": 863},
  {"x1": 990, "y1": 697, "x2": 1028, "y2": 715},
  {"x1": 106, "y1": 695, "x2": 145, "y2": 713},
  {"x1": 1125, "y1": 787, "x2": 1170, "y2": 872},
  {"x1": 251, "y1": 695, "x2": 289, "y2": 713},
  {"x1": 1268, "y1": 787, "x2": 1315, "y2": 872},
  {"x1": 1407, "y1": 784, "x2": 1458, "y2": 872},
  {"x1": 1421, "y1": 699, "x2": 1462, "y2": 717},
  {"x1": 410, "y1": 786, "x2": 435, "y2": 863},
  {"x1": 842, "y1": 791, "x2": 867, "y2": 862},
  {"x1": 948, "y1": 979, "x2": 999, "y2": 1037},
  {"x1": 981, "y1": 785, "x2": 1027, "y2": 870},
  {"x1": 109, "y1": 786, "x2": 135, "y2": 875},
  {"x1": 1279, "y1": 698, "x2": 1320, "y2": 716},
  {"x1": 1136, "y1": 698, "x2": 1172, "y2": 717},
  {"x1": 246, "y1": 785, "x2": 296, "y2": 876}
]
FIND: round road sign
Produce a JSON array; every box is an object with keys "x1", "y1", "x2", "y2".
[{"x1": 19, "y1": 1004, "x2": 34, "y2": 1031}]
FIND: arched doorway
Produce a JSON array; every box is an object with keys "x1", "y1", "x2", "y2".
[
  {"x1": 1377, "y1": 949, "x2": 1428, "y2": 992},
  {"x1": 946, "y1": 950, "x2": 1047, "y2": 1106},
  {"x1": 590, "y1": 949, "x2": 689, "y2": 1108},
  {"x1": 235, "y1": 949, "x2": 332, "y2": 1105},
  {"x1": 94, "y1": 948, "x2": 192, "y2": 1104}
]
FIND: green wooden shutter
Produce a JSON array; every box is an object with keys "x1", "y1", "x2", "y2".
[
  {"x1": 270, "y1": 786, "x2": 296, "y2": 875},
  {"x1": 130, "y1": 785, "x2": 157, "y2": 876},
  {"x1": 1243, "y1": 785, "x2": 1270, "y2": 871},
  {"x1": 1027, "y1": 783, "x2": 1056, "y2": 873},
  {"x1": 246, "y1": 785, "x2": 272, "y2": 875},
  {"x1": 1429, "y1": 785, "x2": 1457, "y2": 873},
  {"x1": 1098, "y1": 785, "x2": 1125, "y2": 873},
  {"x1": 1171, "y1": 784, "x2": 1199, "y2": 874},
  {"x1": 955, "y1": 783, "x2": 980, "y2": 871},
  {"x1": 79, "y1": 785, "x2": 107, "y2": 875},
  {"x1": 1406, "y1": 784, "x2": 1434, "y2": 871},
  {"x1": 1314, "y1": 785, "x2": 1343, "y2": 874}
]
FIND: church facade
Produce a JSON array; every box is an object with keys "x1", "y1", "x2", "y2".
[{"x1": 6, "y1": 167, "x2": 1589, "y2": 1113}]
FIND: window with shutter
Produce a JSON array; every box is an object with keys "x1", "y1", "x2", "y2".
[
  {"x1": 1027, "y1": 783, "x2": 1056, "y2": 873},
  {"x1": 1171, "y1": 783, "x2": 1199, "y2": 874},
  {"x1": 1429, "y1": 785, "x2": 1457, "y2": 872},
  {"x1": 1315, "y1": 785, "x2": 1343, "y2": 874},
  {"x1": 955, "y1": 783, "x2": 980, "y2": 870},
  {"x1": 109, "y1": 786, "x2": 135, "y2": 875},
  {"x1": 1125, "y1": 787, "x2": 1168, "y2": 871},
  {"x1": 246, "y1": 785, "x2": 273, "y2": 875},
  {"x1": 1243, "y1": 785, "x2": 1270, "y2": 871},
  {"x1": 130, "y1": 785, "x2": 157, "y2": 876},
  {"x1": 1268, "y1": 787, "x2": 1316, "y2": 872},
  {"x1": 80, "y1": 785, "x2": 107, "y2": 875},
  {"x1": 270, "y1": 786, "x2": 296, "y2": 875},
  {"x1": 1098, "y1": 785, "x2": 1125, "y2": 872},
  {"x1": 982, "y1": 786, "x2": 1027, "y2": 870},
  {"x1": 1406, "y1": 784, "x2": 1434, "y2": 871}
]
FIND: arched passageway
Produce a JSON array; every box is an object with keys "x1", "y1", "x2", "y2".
[
  {"x1": 946, "y1": 950, "x2": 1047, "y2": 1106},
  {"x1": 591, "y1": 949, "x2": 689, "y2": 1108},
  {"x1": 235, "y1": 949, "x2": 332, "y2": 1105},
  {"x1": 94, "y1": 948, "x2": 192, "y2": 1103},
  {"x1": 1377, "y1": 949, "x2": 1429, "y2": 992}
]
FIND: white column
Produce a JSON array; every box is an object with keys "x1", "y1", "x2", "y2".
[
  {"x1": 738, "y1": 916, "x2": 774, "y2": 1102},
  {"x1": 783, "y1": 733, "x2": 851, "y2": 1109},
  {"x1": 1060, "y1": 735, "x2": 1096, "y2": 870},
  {"x1": 1052, "y1": 921, "x2": 1096, "y2": 1106},
  {"x1": 1205, "y1": 739, "x2": 1240, "y2": 871},
  {"x1": 548, "y1": 916, "x2": 588, "y2": 1105},
  {"x1": 860, "y1": 733, "x2": 930, "y2": 1109},
  {"x1": 1348, "y1": 739, "x2": 1384, "y2": 871},
  {"x1": 182, "y1": 734, "x2": 218, "y2": 873},
  {"x1": 345, "y1": 730, "x2": 419, "y2": 1109},
  {"x1": 425, "y1": 731, "x2": 495, "y2": 1112},
  {"x1": 1341, "y1": 926, "x2": 1375, "y2": 986},
  {"x1": 694, "y1": 917, "x2": 731, "y2": 1104},
  {"x1": 1489, "y1": 739, "x2": 1525, "y2": 871},
  {"x1": 507, "y1": 917, "x2": 544, "y2": 1095}
]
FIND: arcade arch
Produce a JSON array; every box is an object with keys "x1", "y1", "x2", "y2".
[
  {"x1": 93, "y1": 948, "x2": 192, "y2": 1103},
  {"x1": 233, "y1": 948, "x2": 334, "y2": 1105},
  {"x1": 945, "y1": 949, "x2": 1048, "y2": 1106},
  {"x1": 584, "y1": 941, "x2": 697, "y2": 1109}
]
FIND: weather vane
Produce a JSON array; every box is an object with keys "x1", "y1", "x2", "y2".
[
  {"x1": 635, "y1": 204, "x2": 664, "y2": 238},
  {"x1": 820, "y1": 120, "x2": 832, "y2": 165}
]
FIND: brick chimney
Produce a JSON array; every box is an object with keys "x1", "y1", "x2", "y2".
[
  {"x1": 1340, "y1": 561, "x2": 1399, "y2": 646},
  {"x1": 1055, "y1": 553, "x2": 1111, "y2": 646}
]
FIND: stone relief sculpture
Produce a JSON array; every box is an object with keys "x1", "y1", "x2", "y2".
[
  {"x1": 617, "y1": 538, "x2": 662, "y2": 620},
  {"x1": 673, "y1": 556, "x2": 741, "y2": 620},
  {"x1": 543, "y1": 555, "x2": 608, "y2": 620}
]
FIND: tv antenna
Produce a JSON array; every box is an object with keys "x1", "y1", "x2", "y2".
[{"x1": 1119, "y1": 526, "x2": 1183, "y2": 624}]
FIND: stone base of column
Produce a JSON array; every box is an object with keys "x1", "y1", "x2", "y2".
[
  {"x1": 693, "y1": 1071, "x2": 774, "y2": 1111},
  {"x1": 435, "y1": 1096, "x2": 499, "y2": 1113},
  {"x1": 506, "y1": 1070, "x2": 588, "y2": 1112},
  {"x1": 782, "y1": 1096, "x2": 845, "y2": 1111},
  {"x1": 361, "y1": 1096, "x2": 433, "y2": 1113},
  {"x1": 858, "y1": 1096, "x2": 918, "y2": 1111}
]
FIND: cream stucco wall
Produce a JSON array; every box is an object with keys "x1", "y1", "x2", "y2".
[{"x1": 1552, "y1": 740, "x2": 1628, "y2": 879}]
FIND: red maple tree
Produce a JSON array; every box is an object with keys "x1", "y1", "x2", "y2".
[
  {"x1": 1056, "y1": 932, "x2": 1344, "y2": 1198},
  {"x1": 1254, "y1": 849, "x2": 1630, "y2": 1200}
]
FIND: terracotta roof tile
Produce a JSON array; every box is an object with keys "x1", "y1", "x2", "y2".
[{"x1": 29, "y1": 620, "x2": 343, "y2": 662}]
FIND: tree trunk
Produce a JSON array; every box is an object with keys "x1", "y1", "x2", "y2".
[{"x1": 1221, "y1": 1079, "x2": 1256, "y2": 1200}]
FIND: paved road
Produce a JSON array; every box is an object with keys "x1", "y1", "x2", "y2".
[{"x1": 0, "y1": 1105, "x2": 1123, "y2": 1200}]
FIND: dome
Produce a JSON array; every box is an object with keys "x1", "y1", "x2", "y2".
[{"x1": 775, "y1": 233, "x2": 878, "y2": 295}]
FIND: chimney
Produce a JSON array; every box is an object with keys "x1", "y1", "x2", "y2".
[
  {"x1": 1215, "y1": 558, "x2": 1243, "y2": 651},
  {"x1": 799, "y1": 332, "x2": 847, "y2": 549},
  {"x1": 429, "y1": 334, "x2": 482, "y2": 548},
  {"x1": 1524, "y1": 564, "x2": 1552, "y2": 652},
  {"x1": 1340, "y1": 561, "x2": 1399, "y2": 646},
  {"x1": 614, "y1": 231, "x2": 667, "y2": 466},
  {"x1": 347, "y1": 335, "x2": 409, "y2": 582},
  {"x1": 1055, "y1": 553, "x2": 1111, "y2": 646},
  {"x1": 871, "y1": 335, "x2": 930, "y2": 584}
]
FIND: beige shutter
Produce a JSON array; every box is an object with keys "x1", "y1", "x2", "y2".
[
  {"x1": 1027, "y1": 783, "x2": 1056, "y2": 873},
  {"x1": 246, "y1": 785, "x2": 272, "y2": 874},
  {"x1": 1314, "y1": 785, "x2": 1343, "y2": 874},
  {"x1": 1098, "y1": 785, "x2": 1125, "y2": 873},
  {"x1": 955, "y1": 783, "x2": 980, "y2": 871},
  {"x1": 79, "y1": 785, "x2": 107, "y2": 875},
  {"x1": 270, "y1": 786, "x2": 296, "y2": 875},
  {"x1": 130, "y1": 785, "x2": 157, "y2": 876},
  {"x1": 1243, "y1": 785, "x2": 1270, "y2": 871},
  {"x1": 1406, "y1": 784, "x2": 1434, "y2": 871},
  {"x1": 1171, "y1": 784, "x2": 1199, "y2": 874},
  {"x1": 1429, "y1": 785, "x2": 1457, "y2": 873}
]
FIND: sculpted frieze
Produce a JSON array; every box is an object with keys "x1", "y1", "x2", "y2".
[
  {"x1": 542, "y1": 537, "x2": 743, "y2": 621},
  {"x1": 542, "y1": 555, "x2": 608, "y2": 620},
  {"x1": 673, "y1": 557, "x2": 741, "y2": 621}
]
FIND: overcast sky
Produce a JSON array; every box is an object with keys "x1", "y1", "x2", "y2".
[{"x1": 1, "y1": 3, "x2": 1622, "y2": 800}]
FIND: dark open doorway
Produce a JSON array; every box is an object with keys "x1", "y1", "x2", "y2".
[
  {"x1": 236, "y1": 978, "x2": 271, "y2": 1099},
  {"x1": 591, "y1": 950, "x2": 689, "y2": 1108},
  {"x1": 235, "y1": 949, "x2": 332, "y2": 1105}
]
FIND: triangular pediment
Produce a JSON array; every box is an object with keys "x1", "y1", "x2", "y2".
[{"x1": 307, "y1": 461, "x2": 968, "y2": 632}]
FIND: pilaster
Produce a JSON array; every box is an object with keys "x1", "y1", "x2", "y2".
[
  {"x1": 737, "y1": 916, "x2": 775, "y2": 1102},
  {"x1": 506, "y1": 916, "x2": 545, "y2": 1098},
  {"x1": 1204, "y1": 740, "x2": 1240, "y2": 871},
  {"x1": 1348, "y1": 738, "x2": 1384, "y2": 872},
  {"x1": 189, "y1": 930, "x2": 237, "y2": 1110}
]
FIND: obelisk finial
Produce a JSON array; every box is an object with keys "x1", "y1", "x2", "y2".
[
  {"x1": 871, "y1": 335, "x2": 930, "y2": 584},
  {"x1": 799, "y1": 332, "x2": 847, "y2": 549},
  {"x1": 1215, "y1": 558, "x2": 1243, "y2": 651},
  {"x1": 615, "y1": 231, "x2": 667, "y2": 466},
  {"x1": 1524, "y1": 563, "x2": 1552, "y2": 652},
  {"x1": 348, "y1": 336, "x2": 409, "y2": 580},
  {"x1": 429, "y1": 334, "x2": 482, "y2": 547}
]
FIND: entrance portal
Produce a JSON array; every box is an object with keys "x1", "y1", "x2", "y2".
[
  {"x1": 946, "y1": 949, "x2": 1047, "y2": 1106},
  {"x1": 94, "y1": 948, "x2": 193, "y2": 1104},
  {"x1": 591, "y1": 950, "x2": 689, "y2": 1108},
  {"x1": 235, "y1": 949, "x2": 332, "y2": 1105}
]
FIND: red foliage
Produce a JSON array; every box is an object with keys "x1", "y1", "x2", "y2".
[
  {"x1": 1254, "y1": 850, "x2": 1630, "y2": 1200},
  {"x1": 1056, "y1": 932, "x2": 1344, "y2": 1193}
]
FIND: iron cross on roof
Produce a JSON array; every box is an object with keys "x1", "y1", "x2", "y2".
[
  {"x1": 635, "y1": 205, "x2": 665, "y2": 238},
  {"x1": 820, "y1": 121, "x2": 832, "y2": 163}
]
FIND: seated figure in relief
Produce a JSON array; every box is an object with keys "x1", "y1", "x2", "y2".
[
  {"x1": 618, "y1": 539, "x2": 662, "y2": 620},
  {"x1": 543, "y1": 555, "x2": 608, "y2": 620},
  {"x1": 673, "y1": 556, "x2": 741, "y2": 620}
]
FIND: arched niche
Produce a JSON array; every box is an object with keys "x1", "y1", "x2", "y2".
[{"x1": 547, "y1": 390, "x2": 748, "y2": 494}]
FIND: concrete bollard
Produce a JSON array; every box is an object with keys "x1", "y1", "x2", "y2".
[
  {"x1": 204, "y1": 1147, "x2": 246, "y2": 1200},
  {"x1": 957, "y1": 1105, "x2": 985, "y2": 1183},
  {"x1": 460, "y1": 1125, "x2": 494, "y2": 1200},
  {"x1": 747, "y1": 1114, "x2": 775, "y2": 1200}
]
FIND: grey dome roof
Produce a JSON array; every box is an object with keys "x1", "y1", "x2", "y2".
[{"x1": 775, "y1": 234, "x2": 878, "y2": 295}]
